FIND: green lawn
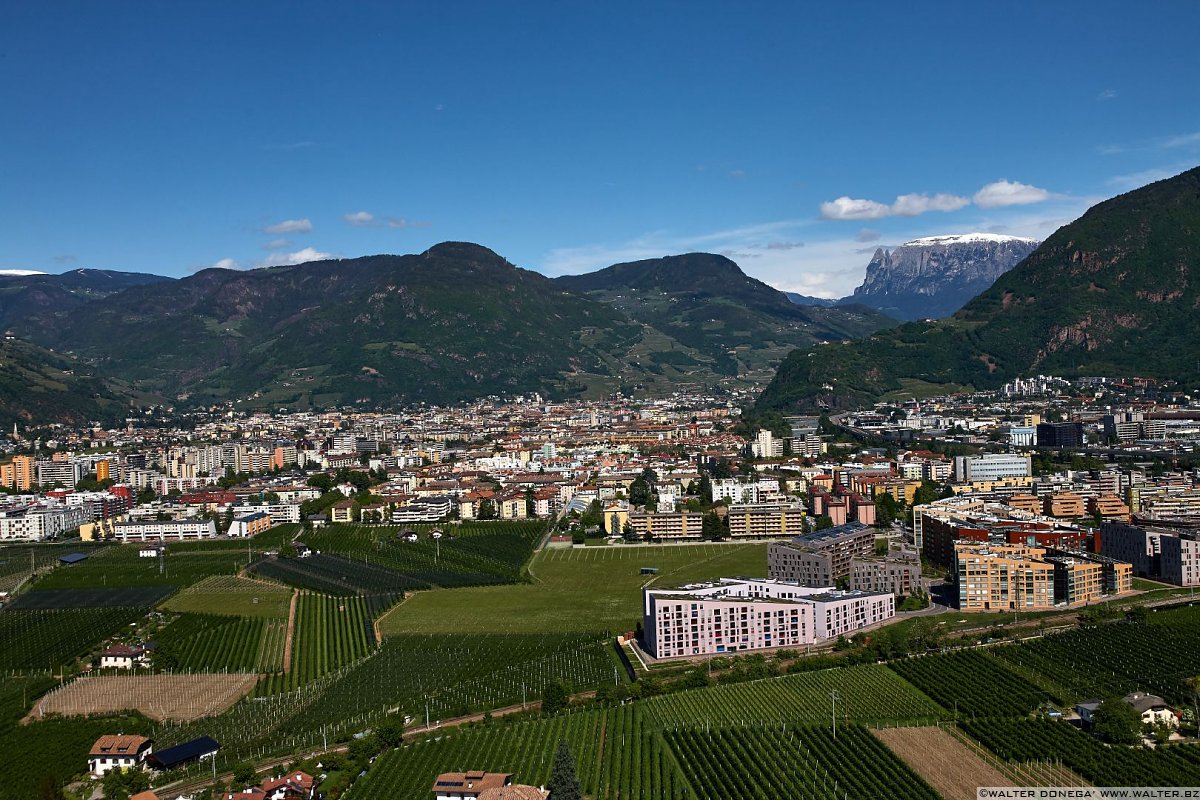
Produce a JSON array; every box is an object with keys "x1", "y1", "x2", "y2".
[
  {"x1": 379, "y1": 542, "x2": 768, "y2": 636},
  {"x1": 160, "y1": 575, "x2": 294, "y2": 619}
]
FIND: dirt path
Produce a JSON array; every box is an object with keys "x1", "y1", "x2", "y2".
[
  {"x1": 282, "y1": 590, "x2": 299, "y2": 673},
  {"x1": 372, "y1": 593, "x2": 407, "y2": 645}
]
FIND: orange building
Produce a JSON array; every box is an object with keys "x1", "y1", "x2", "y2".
[
  {"x1": 1044, "y1": 492, "x2": 1086, "y2": 518},
  {"x1": 95, "y1": 460, "x2": 111, "y2": 482},
  {"x1": 0, "y1": 455, "x2": 35, "y2": 491}
]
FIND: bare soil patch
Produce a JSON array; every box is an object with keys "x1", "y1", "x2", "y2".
[
  {"x1": 874, "y1": 725, "x2": 1013, "y2": 800},
  {"x1": 25, "y1": 673, "x2": 258, "y2": 722}
]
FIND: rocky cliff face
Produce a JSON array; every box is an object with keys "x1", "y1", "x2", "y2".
[{"x1": 850, "y1": 233, "x2": 1038, "y2": 320}]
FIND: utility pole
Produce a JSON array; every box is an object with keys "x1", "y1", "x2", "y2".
[{"x1": 830, "y1": 689, "x2": 838, "y2": 739}]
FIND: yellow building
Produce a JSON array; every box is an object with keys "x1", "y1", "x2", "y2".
[
  {"x1": 874, "y1": 479, "x2": 922, "y2": 505},
  {"x1": 95, "y1": 460, "x2": 111, "y2": 482},
  {"x1": 0, "y1": 455, "x2": 35, "y2": 491},
  {"x1": 628, "y1": 511, "x2": 703, "y2": 540},
  {"x1": 955, "y1": 542, "x2": 1055, "y2": 612},
  {"x1": 1088, "y1": 494, "x2": 1130, "y2": 521},
  {"x1": 603, "y1": 503, "x2": 628, "y2": 536},
  {"x1": 725, "y1": 505, "x2": 807, "y2": 538}
]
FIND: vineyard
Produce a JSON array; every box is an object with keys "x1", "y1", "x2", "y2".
[
  {"x1": 888, "y1": 650, "x2": 1049, "y2": 717},
  {"x1": 0, "y1": 543, "x2": 88, "y2": 593},
  {"x1": 298, "y1": 521, "x2": 543, "y2": 588},
  {"x1": 642, "y1": 664, "x2": 946, "y2": 728},
  {"x1": 27, "y1": 673, "x2": 258, "y2": 722},
  {"x1": 963, "y1": 717, "x2": 1200, "y2": 786},
  {"x1": 156, "y1": 613, "x2": 285, "y2": 672},
  {"x1": 7, "y1": 585, "x2": 174, "y2": 609},
  {"x1": 162, "y1": 575, "x2": 293, "y2": 619},
  {"x1": 0, "y1": 607, "x2": 145, "y2": 670},
  {"x1": 257, "y1": 593, "x2": 375, "y2": 693},
  {"x1": 154, "y1": 632, "x2": 617, "y2": 765},
  {"x1": 994, "y1": 614, "x2": 1200, "y2": 705},
  {"x1": 665, "y1": 723, "x2": 940, "y2": 800},
  {"x1": 249, "y1": 552, "x2": 417, "y2": 594},
  {"x1": 354, "y1": 705, "x2": 691, "y2": 800},
  {"x1": 31, "y1": 544, "x2": 249, "y2": 589}
]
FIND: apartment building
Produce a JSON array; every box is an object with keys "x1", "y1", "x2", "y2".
[
  {"x1": 0, "y1": 455, "x2": 35, "y2": 491},
  {"x1": 849, "y1": 550, "x2": 923, "y2": 597},
  {"x1": 627, "y1": 510, "x2": 704, "y2": 540},
  {"x1": 0, "y1": 504, "x2": 92, "y2": 541},
  {"x1": 1043, "y1": 492, "x2": 1086, "y2": 518},
  {"x1": 955, "y1": 542, "x2": 1055, "y2": 611},
  {"x1": 112, "y1": 520, "x2": 217, "y2": 542},
  {"x1": 227, "y1": 511, "x2": 272, "y2": 538},
  {"x1": 953, "y1": 454, "x2": 1031, "y2": 483},
  {"x1": 642, "y1": 577, "x2": 894, "y2": 659},
  {"x1": 767, "y1": 522, "x2": 875, "y2": 587},
  {"x1": 724, "y1": 503, "x2": 807, "y2": 539},
  {"x1": 1099, "y1": 522, "x2": 1200, "y2": 586}
]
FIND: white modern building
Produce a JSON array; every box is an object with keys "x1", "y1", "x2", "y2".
[
  {"x1": 0, "y1": 504, "x2": 92, "y2": 541},
  {"x1": 643, "y1": 577, "x2": 894, "y2": 659},
  {"x1": 953, "y1": 454, "x2": 1032, "y2": 483},
  {"x1": 112, "y1": 520, "x2": 217, "y2": 542}
]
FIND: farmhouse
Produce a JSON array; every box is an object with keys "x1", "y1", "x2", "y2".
[
  {"x1": 98, "y1": 643, "x2": 152, "y2": 670},
  {"x1": 88, "y1": 733, "x2": 153, "y2": 776},
  {"x1": 221, "y1": 769, "x2": 316, "y2": 799},
  {"x1": 433, "y1": 772, "x2": 548, "y2": 800},
  {"x1": 1076, "y1": 693, "x2": 1179, "y2": 728}
]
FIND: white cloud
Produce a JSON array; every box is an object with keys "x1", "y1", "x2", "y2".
[
  {"x1": 1162, "y1": 131, "x2": 1200, "y2": 149},
  {"x1": 973, "y1": 180, "x2": 1052, "y2": 208},
  {"x1": 892, "y1": 192, "x2": 971, "y2": 216},
  {"x1": 820, "y1": 192, "x2": 968, "y2": 220},
  {"x1": 259, "y1": 247, "x2": 332, "y2": 267},
  {"x1": 263, "y1": 218, "x2": 313, "y2": 235},
  {"x1": 819, "y1": 196, "x2": 892, "y2": 220},
  {"x1": 343, "y1": 210, "x2": 429, "y2": 229},
  {"x1": 343, "y1": 211, "x2": 375, "y2": 226},
  {"x1": 211, "y1": 258, "x2": 239, "y2": 270},
  {"x1": 1097, "y1": 89, "x2": 1117, "y2": 100}
]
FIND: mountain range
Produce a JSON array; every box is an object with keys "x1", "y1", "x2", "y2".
[
  {"x1": 754, "y1": 165, "x2": 1200, "y2": 414},
  {"x1": 2, "y1": 245, "x2": 891, "y2": 426},
  {"x1": 785, "y1": 233, "x2": 1039, "y2": 321}
]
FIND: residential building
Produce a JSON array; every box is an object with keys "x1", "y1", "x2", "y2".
[
  {"x1": 1088, "y1": 494, "x2": 1130, "y2": 521},
  {"x1": 228, "y1": 511, "x2": 272, "y2": 538},
  {"x1": 88, "y1": 734, "x2": 153, "y2": 777},
  {"x1": 1099, "y1": 522, "x2": 1200, "y2": 586},
  {"x1": 849, "y1": 550, "x2": 923, "y2": 597},
  {"x1": 767, "y1": 522, "x2": 875, "y2": 587},
  {"x1": 627, "y1": 510, "x2": 704, "y2": 540},
  {"x1": 98, "y1": 644, "x2": 152, "y2": 670},
  {"x1": 1043, "y1": 492, "x2": 1086, "y2": 518},
  {"x1": 0, "y1": 504, "x2": 92, "y2": 541},
  {"x1": 112, "y1": 520, "x2": 217, "y2": 542},
  {"x1": 0, "y1": 455, "x2": 35, "y2": 491},
  {"x1": 1036, "y1": 421, "x2": 1084, "y2": 448},
  {"x1": 724, "y1": 503, "x2": 807, "y2": 538},
  {"x1": 952, "y1": 454, "x2": 1031, "y2": 483},
  {"x1": 433, "y1": 772, "x2": 516, "y2": 800},
  {"x1": 955, "y1": 542, "x2": 1055, "y2": 611},
  {"x1": 642, "y1": 577, "x2": 894, "y2": 658},
  {"x1": 330, "y1": 500, "x2": 355, "y2": 523}
]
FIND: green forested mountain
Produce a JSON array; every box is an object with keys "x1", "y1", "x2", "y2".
[
  {"x1": 0, "y1": 269, "x2": 172, "y2": 331},
  {"x1": 753, "y1": 165, "x2": 1200, "y2": 413},
  {"x1": 555, "y1": 253, "x2": 894, "y2": 382},
  {"x1": 0, "y1": 337, "x2": 136, "y2": 427}
]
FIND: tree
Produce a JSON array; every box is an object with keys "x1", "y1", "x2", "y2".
[
  {"x1": 1091, "y1": 697, "x2": 1142, "y2": 745},
  {"x1": 377, "y1": 716, "x2": 405, "y2": 748},
  {"x1": 622, "y1": 521, "x2": 637, "y2": 543},
  {"x1": 698, "y1": 472, "x2": 713, "y2": 505},
  {"x1": 701, "y1": 512, "x2": 725, "y2": 541},
  {"x1": 136, "y1": 486, "x2": 156, "y2": 505},
  {"x1": 232, "y1": 762, "x2": 257, "y2": 788},
  {"x1": 815, "y1": 515, "x2": 834, "y2": 531},
  {"x1": 1186, "y1": 675, "x2": 1200, "y2": 734},
  {"x1": 35, "y1": 775, "x2": 64, "y2": 800},
  {"x1": 547, "y1": 741, "x2": 583, "y2": 800},
  {"x1": 874, "y1": 492, "x2": 901, "y2": 528},
  {"x1": 478, "y1": 499, "x2": 497, "y2": 520},
  {"x1": 541, "y1": 680, "x2": 570, "y2": 715},
  {"x1": 628, "y1": 476, "x2": 651, "y2": 508}
]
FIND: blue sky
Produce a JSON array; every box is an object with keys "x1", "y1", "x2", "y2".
[{"x1": 3, "y1": 1, "x2": 1199, "y2": 297}]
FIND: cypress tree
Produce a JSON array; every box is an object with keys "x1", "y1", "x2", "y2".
[{"x1": 547, "y1": 741, "x2": 582, "y2": 800}]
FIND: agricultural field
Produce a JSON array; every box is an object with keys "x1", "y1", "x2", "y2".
[
  {"x1": 26, "y1": 673, "x2": 258, "y2": 722},
  {"x1": 873, "y1": 725, "x2": 1016, "y2": 800},
  {"x1": 162, "y1": 575, "x2": 293, "y2": 619},
  {"x1": 7, "y1": 585, "x2": 175, "y2": 609},
  {"x1": 249, "y1": 552, "x2": 418, "y2": 594},
  {"x1": 31, "y1": 544, "x2": 251, "y2": 589},
  {"x1": 665, "y1": 723, "x2": 940, "y2": 800},
  {"x1": 354, "y1": 705, "x2": 691, "y2": 800},
  {"x1": 156, "y1": 613, "x2": 285, "y2": 672},
  {"x1": 0, "y1": 543, "x2": 89, "y2": 593},
  {"x1": 157, "y1": 632, "x2": 617, "y2": 764},
  {"x1": 0, "y1": 607, "x2": 145, "y2": 670},
  {"x1": 258, "y1": 593, "x2": 375, "y2": 693},
  {"x1": 993, "y1": 610, "x2": 1200, "y2": 706},
  {"x1": 381, "y1": 543, "x2": 769, "y2": 636},
  {"x1": 642, "y1": 664, "x2": 946, "y2": 728},
  {"x1": 963, "y1": 717, "x2": 1200, "y2": 787},
  {"x1": 0, "y1": 713, "x2": 154, "y2": 800},
  {"x1": 300, "y1": 521, "x2": 543, "y2": 587},
  {"x1": 888, "y1": 650, "x2": 1050, "y2": 717}
]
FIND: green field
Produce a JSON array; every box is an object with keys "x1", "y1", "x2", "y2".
[
  {"x1": 380, "y1": 543, "x2": 769, "y2": 636},
  {"x1": 0, "y1": 607, "x2": 146, "y2": 670},
  {"x1": 161, "y1": 575, "x2": 293, "y2": 619}
]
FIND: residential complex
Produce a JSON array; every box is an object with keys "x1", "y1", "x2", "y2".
[
  {"x1": 642, "y1": 577, "x2": 894, "y2": 659},
  {"x1": 766, "y1": 522, "x2": 875, "y2": 587},
  {"x1": 1099, "y1": 522, "x2": 1200, "y2": 586}
]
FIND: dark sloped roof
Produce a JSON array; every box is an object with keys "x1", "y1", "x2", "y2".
[
  {"x1": 59, "y1": 552, "x2": 89, "y2": 564},
  {"x1": 147, "y1": 736, "x2": 220, "y2": 769}
]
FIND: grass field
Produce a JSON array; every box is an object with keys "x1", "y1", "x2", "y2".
[
  {"x1": 161, "y1": 575, "x2": 294, "y2": 619},
  {"x1": 379, "y1": 543, "x2": 769, "y2": 636}
]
